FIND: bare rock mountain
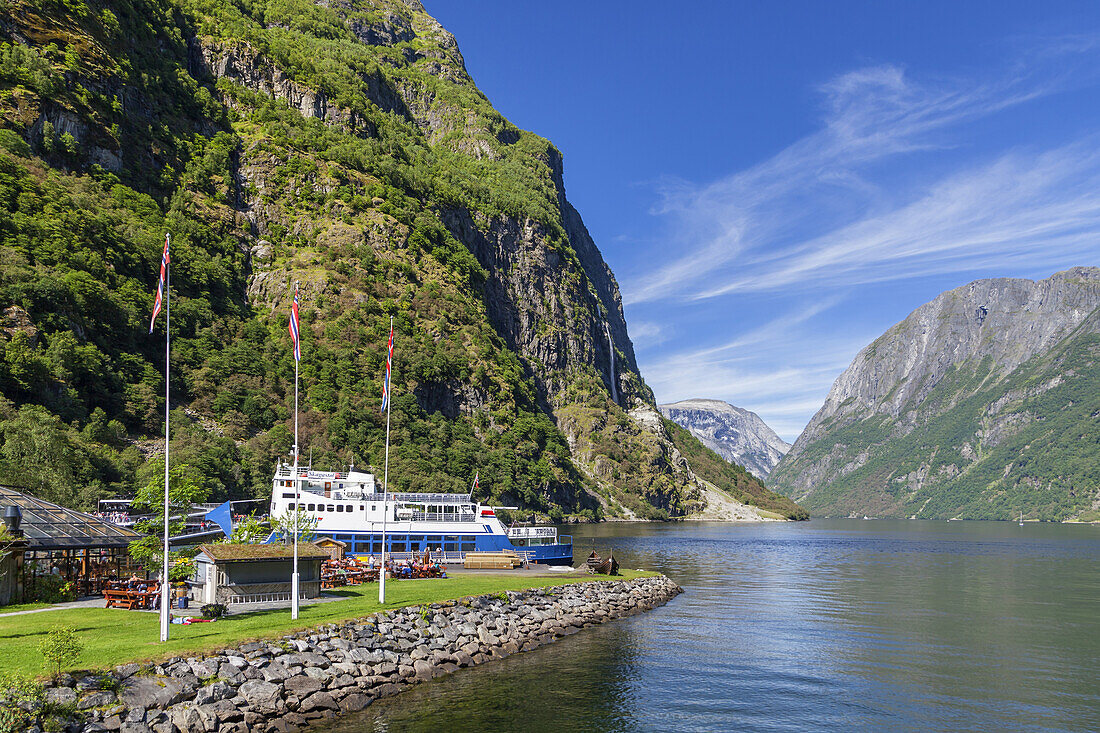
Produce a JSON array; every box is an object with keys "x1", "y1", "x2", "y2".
[
  {"x1": 659, "y1": 400, "x2": 790, "y2": 479},
  {"x1": 770, "y1": 267, "x2": 1100, "y2": 521}
]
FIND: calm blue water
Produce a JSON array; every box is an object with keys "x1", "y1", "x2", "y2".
[{"x1": 322, "y1": 520, "x2": 1100, "y2": 732}]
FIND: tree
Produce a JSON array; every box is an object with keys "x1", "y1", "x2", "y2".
[
  {"x1": 268, "y1": 509, "x2": 318, "y2": 544},
  {"x1": 37, "y1": 625, "x2": 82, "y2": 682},
  {"x1": 127, "y1": 465, "x2": 209, "y2": 578},
  {"x1": 0, "y1": 405, "x2": 96, "y2": 509},
  {"x1": 222, "y1": 514, "x2": 267, "y2": 544}
]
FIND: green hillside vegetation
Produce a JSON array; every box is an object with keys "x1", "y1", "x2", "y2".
[
  {"x1": 780, "y1": 312, "x2": 1100, "y2": 520},
  {"x1": 0, "y1": 0, "x2": 795, "y2": 520}
]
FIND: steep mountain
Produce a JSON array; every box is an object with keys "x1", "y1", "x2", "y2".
[
  {"x1": 659, "y1": 399, "x2": 790, "y2": 479},
  {"x1": 770, "y1": 268, "x2": 1100, "y2": 521},
  {"x1": 0, "y1": 0, "x2": 806, "y2": 520}
]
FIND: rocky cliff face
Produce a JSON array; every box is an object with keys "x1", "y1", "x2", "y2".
[
  {"x1": 770, "y1": 268, "x2": 1100, "y2": 521},
  {"x1": 0, "y1": 0, "x2": 803, "y2": 519},
  {"x1": 659, "y1": 400, "x2": 790, "y2": 479}
]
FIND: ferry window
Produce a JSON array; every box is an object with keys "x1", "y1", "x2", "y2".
[
  {"x1": 444, "y1": 540, "x2": 457, "y2": 551},
  {"x1": 307, "y1": 504, "x2": 315, "y2": 511},
  {"x1": 460, "y1": 541, "x2": 476, "y2": 551},
  {"x1": 328, "y1": 505, "x2": 335, "y2": 512},
  {"x1": 335, "y1": 505, "x2": 343, "y2": 513},
  {"x1": 371, "y1": 542, "x2": 382, "y2": 553},
  {"x1": 360, "y1": 505, "x2": 365, "y2": 512},
  {"x1": 298, "y1": 504, "x2": 305, "y2": 511},
  {"x1": 282, "y1": 493, "x2": 294, "y2": 499},
  {"x1": 391, "y1": 541, "x2": 406, "y2": 552}
]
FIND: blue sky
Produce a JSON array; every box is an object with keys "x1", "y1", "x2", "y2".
[{"x1": 425, "y1": 1, "x2": 1100, "y2": 442}]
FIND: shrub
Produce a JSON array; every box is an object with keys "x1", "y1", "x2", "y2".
[
  {"x1": 26, "y1": 575, "x2": 77, "y2": 604},
  {"x1": 200, "y1": 603, "x2": 227, "y2": 619},
  {"x1": 0, "y1": 672, "x2": 44, "y2": 733},
  {"x1": 37, "y1": 626, "x2": 82, "y2": 681}
]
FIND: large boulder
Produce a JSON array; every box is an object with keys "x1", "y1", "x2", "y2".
[
  {"x1": 118, "y1": 677, "x2": 189, "y2": 709},
  {"x1": 237, "y1": 680, "x2": 282, "y2": 714}
]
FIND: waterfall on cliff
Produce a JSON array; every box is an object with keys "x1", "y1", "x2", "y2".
[{"x1": 605, "y1": 322, "x2": 618, "y2": 405}]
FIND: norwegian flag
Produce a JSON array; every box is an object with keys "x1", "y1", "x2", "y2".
[
  {"x1": 473, "y1": 472, "x2": 479, "y2": 492},
  {"x1": 288, "y1": 283, "x2": 301, "y2": 362},
  {"x1": 148, "y1": 233, "x2": 170, "y2": 334},
  {"x1": 380, "y1": 324, "x2": 394, "y2": 412}
]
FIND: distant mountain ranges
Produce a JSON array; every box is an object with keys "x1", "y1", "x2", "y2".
[
  {"x1": 768, "y1": 268, "x2": 1100, "y2": 522},
  {"x1": 659, "y1": 400, "x2": 789, "y2": 479},
  {"x1": 664, "y1": 268, "x2": 1100, "y2": 522}
]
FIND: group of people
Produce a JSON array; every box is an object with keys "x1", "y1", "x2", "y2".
[
  {"x1": 114, "y1": 574, "x2": 159, "y2": 594},
  {"x1": 93, "y1": 511, "x2": 132, "y2": 526},
  {"x1": 373, "y1": 556, "x2": 446, "y2": 579}
]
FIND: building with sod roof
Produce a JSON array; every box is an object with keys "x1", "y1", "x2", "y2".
[{"x1": 193, "y1": 542, "x2": 329, "y2": 606}]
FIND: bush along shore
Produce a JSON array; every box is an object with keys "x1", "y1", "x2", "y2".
[{"x1": 23, "y1": 576, "x2": 682, "y2": 732}]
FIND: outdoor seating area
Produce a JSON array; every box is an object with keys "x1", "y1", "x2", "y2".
[
  {"x1": 387, "y1": 556, "x2": 447, "y2": 580},
  {"x1": 320, "y1": 558, "x2": 370, "y2": 588},
  {"x1": 319, "y1": 554, "x2": 448, "y2": 587},
  {"x1": 0, "y1": 487, "x2": 147, "y2": 607},
  {"x1": 103, "y1": 579, "x2": 161, "y2": 610}
]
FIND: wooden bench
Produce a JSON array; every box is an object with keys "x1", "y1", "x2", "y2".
[{"x1": 104, "y1": 589, "x2": 139, "y2": 609}]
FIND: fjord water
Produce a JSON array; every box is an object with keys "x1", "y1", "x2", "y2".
[{"x1": 323, "y1": 520, "x2": 1100, "y2": 732}]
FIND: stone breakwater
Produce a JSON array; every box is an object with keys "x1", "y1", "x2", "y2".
[{"x1": 44, "y1": 576, "x2": 681, "y2": 733}]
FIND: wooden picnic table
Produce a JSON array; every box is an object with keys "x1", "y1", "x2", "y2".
[{"x1": 104, "y1": 583, "x2": 160, "y2": 610}]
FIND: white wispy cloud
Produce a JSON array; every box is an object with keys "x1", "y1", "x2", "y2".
[
  {"x1": 623, "y1": 39, "x2": 1100, "y2": 441},
  {"x1": 626, "y1": 320, "x2": 666, "y2": 345},
  {"x1": 643, "y1": 319, "x2": 873, "y2": 442},
  {"x1": 622, "y1": 50, "x2": 1097, "y2": 305},
  {"x1": 699, "y1": 143, "x2": 1100, "y2": 297}
]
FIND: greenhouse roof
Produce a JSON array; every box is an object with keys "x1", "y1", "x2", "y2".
[{"x1": 0, "y1": 486, "x2": 143, "y2": 551}]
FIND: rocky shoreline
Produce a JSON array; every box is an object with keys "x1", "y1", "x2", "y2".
[{"x1": 36, "y1": 575, "x2": 682, "y2": 733}]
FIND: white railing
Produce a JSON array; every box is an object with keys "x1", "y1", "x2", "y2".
[{"x1": 408, "y1": 512, "x2": 477, "y2": 522}]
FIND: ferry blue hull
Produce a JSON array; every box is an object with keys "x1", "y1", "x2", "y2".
[
  {"x1": 523, "y1": 543, "x2": 574, "y2": 565},
  {"x1": 310, "y1": 530, "x2": 573, "y2": 566}
]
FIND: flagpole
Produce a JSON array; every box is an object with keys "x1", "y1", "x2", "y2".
[
  {"x1": 291, "y1": 284, "x2": 300, "y2": 620},
  {"x1": 159, "y1": 236, "x2": 171, "y2": 643},
  {"x1": 379, "y1": 316, "x2": 392, "y2": 604}
]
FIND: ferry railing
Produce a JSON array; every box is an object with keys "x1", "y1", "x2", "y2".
[
  {"x1": 356, "y1": 551, "x2": 465, "y2": 564},
  {"x1": 408, "y1": 512, "x2": 477, "y2": 522}
]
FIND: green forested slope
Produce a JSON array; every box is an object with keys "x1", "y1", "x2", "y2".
[
  {"x1": 771, "y1": 289, "x2": 1100, "y2": 521},
  {"x1": 0, "y1": 0, "x2": 802, "y2": 519}
]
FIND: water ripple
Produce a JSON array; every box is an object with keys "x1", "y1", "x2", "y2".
[{"x1": 321, "y1": 520, "x2": 1100, "y2": 732}]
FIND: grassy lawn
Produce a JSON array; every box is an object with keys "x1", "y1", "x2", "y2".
[
  {"x1": 0, "y1": 571, "x2": 653, "y2": 679},
  {"x1": 0, "y1": 601, "x2": 50, "y2": 615}
]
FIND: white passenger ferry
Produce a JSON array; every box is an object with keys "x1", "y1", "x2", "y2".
[{"x1": 268, "y1": 463, "x2": 573, "y2": 565}]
